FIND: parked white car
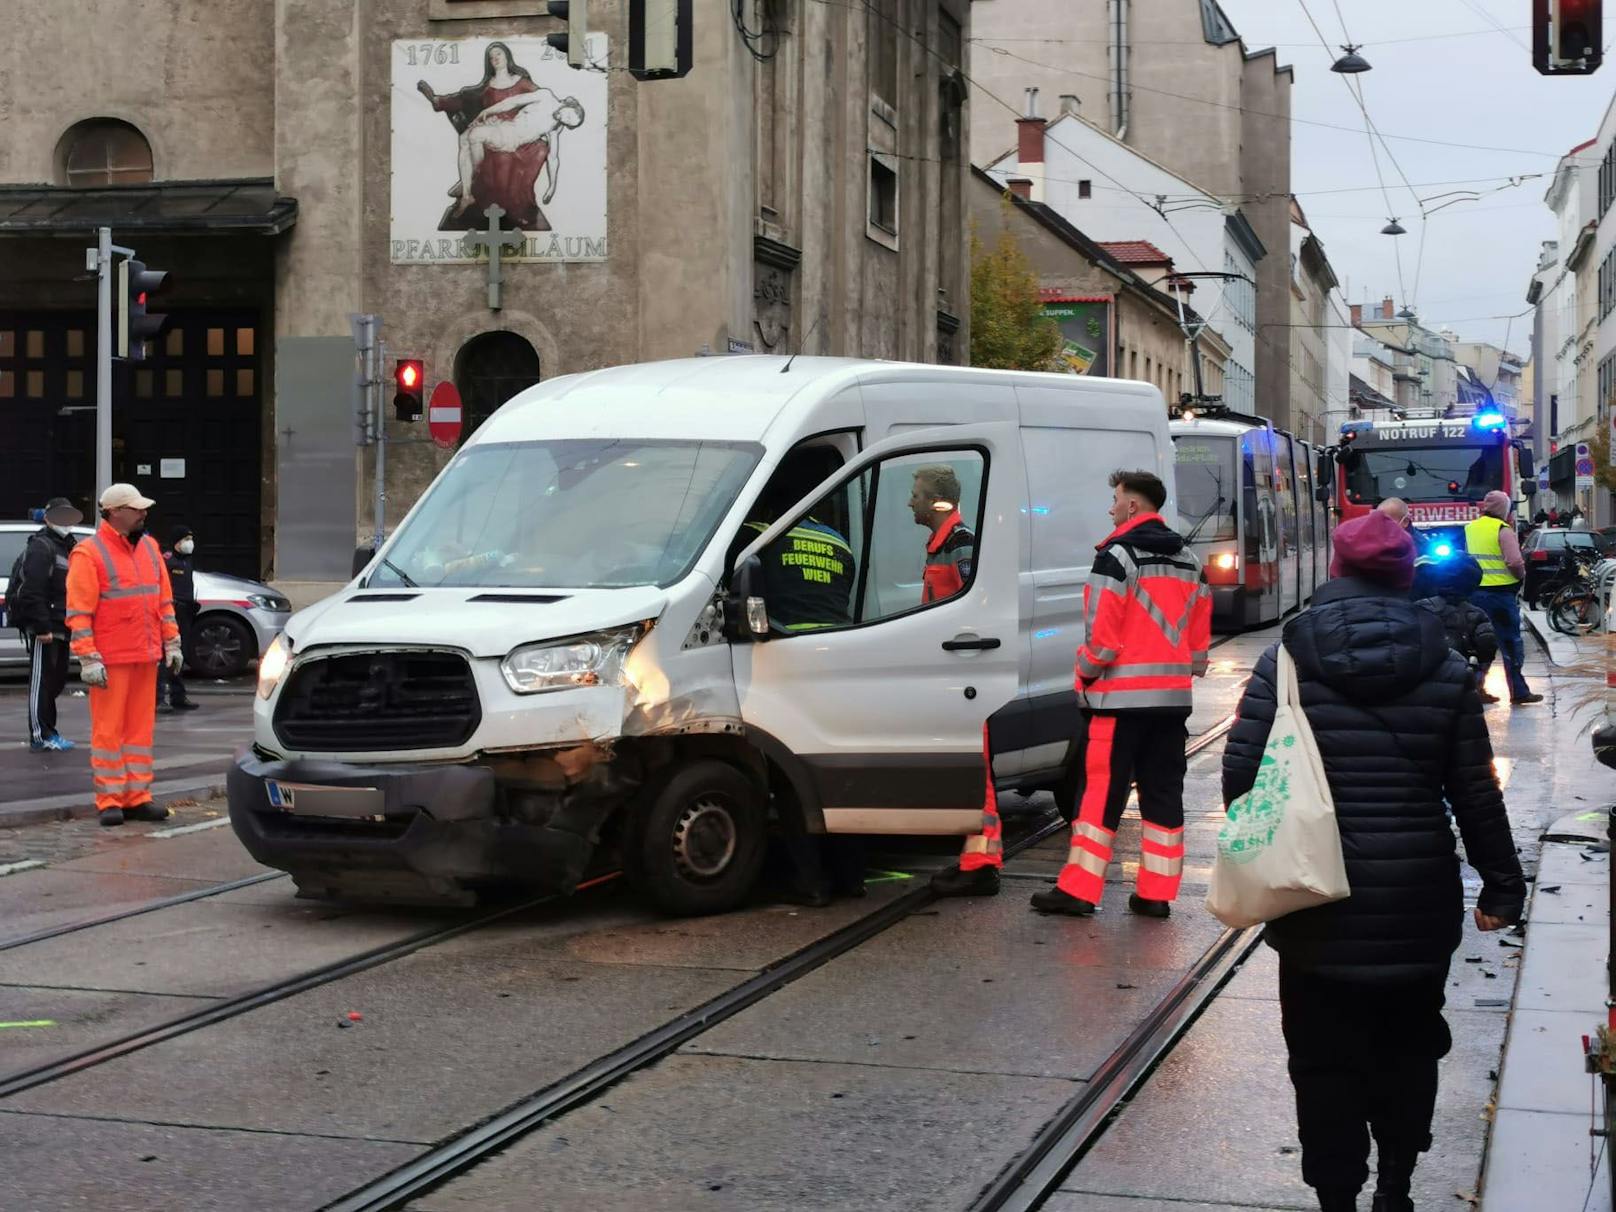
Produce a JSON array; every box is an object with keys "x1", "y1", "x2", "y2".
[{"x1": 0, "y1": 522, "x2": 291, "y2": 679}]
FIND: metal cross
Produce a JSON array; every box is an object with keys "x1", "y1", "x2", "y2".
[{"x1": 462, "y1": 204, "x2": 526, "y2": 311}]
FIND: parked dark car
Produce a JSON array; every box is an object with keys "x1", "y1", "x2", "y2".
[{"x1": 1522, "y1": 526, "x2": 1606, "y2": 606}]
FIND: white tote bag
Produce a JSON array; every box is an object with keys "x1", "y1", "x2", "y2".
[{"x1": 1206, "y1": 643, "x2": 1350, "y2": 929}]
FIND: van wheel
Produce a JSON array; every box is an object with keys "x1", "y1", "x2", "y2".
[{"x1": 625, "y1": 761, "x2": 767, "y2": 916}]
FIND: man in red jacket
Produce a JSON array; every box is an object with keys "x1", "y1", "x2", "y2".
[{"x1": 1032, "y1": 469, "x2": 1211, "y2": 916}]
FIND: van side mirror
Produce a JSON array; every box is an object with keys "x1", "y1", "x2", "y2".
[
  {"x1": 1314, "y1": 485, "x2": 1331, "y2": 504},
  {"x1": 724, "y1": 554, "x2": 771, "y2": 642},
  {"x1": 352, "y1": 545, "x2": 375, "y2": 580}
]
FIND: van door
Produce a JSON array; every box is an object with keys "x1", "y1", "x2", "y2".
[{"x1": 732, "y1": 422, "x2": 1024, "y2": 835}]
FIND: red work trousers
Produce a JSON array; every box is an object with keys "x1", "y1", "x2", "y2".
[
  {"x1": 1057, "y1": 711, "x2": 1187, "y2": 903},
  {"x1": 958, "y1": 724, "x2": 1004, "y2": 872},
  {"x1": 88, "y1": 662, "x2": 158, "y2": 812}
]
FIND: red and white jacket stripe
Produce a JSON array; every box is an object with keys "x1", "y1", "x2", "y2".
[{"x1": 1074, "y1": 513, "x2": 1212, "y2": 712}]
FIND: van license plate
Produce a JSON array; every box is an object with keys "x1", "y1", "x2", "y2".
[{"x1": 264, "y1": 780, "x2": 385, "y2": 819}]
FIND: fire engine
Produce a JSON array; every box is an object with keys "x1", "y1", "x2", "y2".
[{"x1": 1334, "y1": 411, "x2": 1535, "y2": 552}]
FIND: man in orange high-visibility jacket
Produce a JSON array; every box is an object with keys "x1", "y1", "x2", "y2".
[
  {"x1": 1028, "y1": 468, "x2": 1211, "y2": 917},
  {"x1": 66, "y1": 483, "x2": 183, "y2": 827}
]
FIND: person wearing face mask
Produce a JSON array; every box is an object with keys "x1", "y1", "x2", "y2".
[
  {"x1": 66, "y1": 483, "x2": 182, "y2": 827},
  {"x1": 12, "y1": 497, "x2": 84, "y2": 751},
  {"x1": 156, "y1": 525, "x2": 199, "y2": 712}
]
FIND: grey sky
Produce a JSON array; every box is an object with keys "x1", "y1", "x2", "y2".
[{"x1": 1218, "y1": 0, "x2": 1611, "y2": 353}]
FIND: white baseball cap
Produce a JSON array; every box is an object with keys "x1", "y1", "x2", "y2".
[{"x1": 99, "y1": 483, "x2": 156, "y2": 511}]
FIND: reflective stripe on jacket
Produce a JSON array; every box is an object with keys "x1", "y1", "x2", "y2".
[
  {"x1": 1464, "y1": 516, "x2": 1518, "y2": 588},
  {"x1": 1075, "y1": 513, "x2": 1212, "y2": 712},
  {"x1": 66, "y1": 523, "x2": 180, "y2": 665},
  {"x1": 923, "y1": 511, "x2": 975, "y2": 603}
]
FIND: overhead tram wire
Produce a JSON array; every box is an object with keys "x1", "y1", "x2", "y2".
[{"x1": 967, "y1": 26, "x2": 1535, "y2": 50}]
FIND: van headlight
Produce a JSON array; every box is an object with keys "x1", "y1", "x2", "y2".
[
  {"x1": 501, "y1": 626, "x2": 644, "y2": 695},
  {"x1": 257, "y1": 634, "x2": 291, "y2": 700}
]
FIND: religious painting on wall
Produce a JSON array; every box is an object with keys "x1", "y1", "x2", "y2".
[
  {"x1": 390, "y1": 35, "x2": 609, "y2": 264},
  {"x1": 1041, "y1": 299, "x2": 1113, "y2": 377}
]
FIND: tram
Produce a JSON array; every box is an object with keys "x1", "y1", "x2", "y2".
[{"x1": 1171, "y1": 410, "x2": 1332, "y2": 630}]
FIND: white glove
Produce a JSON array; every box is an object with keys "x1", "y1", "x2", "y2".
[
  {"x1": 80, "y1": 658, "x2": 108, "y2": 689},
  {"x1": 164, "y1": 642, "x2": 184, "y2": 676}
]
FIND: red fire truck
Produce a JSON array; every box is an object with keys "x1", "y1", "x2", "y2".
[{"x1": 1334, "y1": 412, "x2": 1535, "y2": 551}]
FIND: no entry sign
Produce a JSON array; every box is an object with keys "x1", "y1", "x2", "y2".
[{"x1": 428, "y1": 381, "x2": 463, "y2": 449}]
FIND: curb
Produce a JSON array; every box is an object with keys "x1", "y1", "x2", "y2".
[{"x1": 0, "y1": 777, "x2": 228, "y2": 830}]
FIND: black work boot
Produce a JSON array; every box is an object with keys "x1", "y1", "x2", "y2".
[
  {"x1": 124, "y1": 802, "x2": 172, "y2": 823},
  {"x1": 98, "y1": 808, "x2": 126, "y2": 827},
  {"x1": 1371, "y1": 1150, "x2": 1415, "y2": 1212},
  {"x1": 1128, "y1": 893, "x2": 1172, "y2": 919},
  {"x1": 1030, "y1": 887, "x2": 1097, "y2": 915},
  {"x1": 1316, "y1": 1189, "x2": 1359, "y2": 1212},
  {"x1": 930, "y1": 865, "x2": 1001, "y2": 898}
]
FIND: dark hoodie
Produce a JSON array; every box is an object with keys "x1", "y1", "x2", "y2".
[
  {"x1": 1414, "y1": 554, "x2": 1497, "y2": 668},
  {"x1": 1222, "y1": 577, "x2": 1525, "y2": 983}
]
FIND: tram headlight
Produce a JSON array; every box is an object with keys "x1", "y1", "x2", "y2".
[
  {"x1": 1212, "y1": 553, "x2": 1237, "y2": 571},
  {"x1": 501, "y1": 625, "x2": 647, "y2": 695},
  {"x1": 257, "y1": 634, "x2": 291, "y2": 700}
]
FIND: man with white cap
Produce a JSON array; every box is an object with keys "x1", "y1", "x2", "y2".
[
  {"x1": 13, "y1": 496, "x2": 84, "y2": 750},
  {"x1": 65, "y1": 483, "x2": 183, "y2": 826}
]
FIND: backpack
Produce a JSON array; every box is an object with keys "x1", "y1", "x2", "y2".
[{"x1": 6, "y1": 533, "x2": 44, "y2": 633}]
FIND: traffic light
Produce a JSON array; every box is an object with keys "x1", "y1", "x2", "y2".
[
  {"x1": 117, "y1": 259, "x2": 170, "y2": 360},
  {"x1": 393, "y1": 358, "x2": 425, "y2": 422},
  {"x1": 630, "y1": 0, "x2": 693, "y2": 80},
  {"x1": 546, "y1": 0, "x2": 588, "y2": 69},
  {"x1": 1535, "y1": 0, "x2": 1603, "y2": 75}
]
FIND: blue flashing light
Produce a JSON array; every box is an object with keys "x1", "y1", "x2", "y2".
[
  {"x1": 1433, "y1": 542, "x2": 1453, "y2": 558},
  {"x1": 1473, "y1": 411, "x2": 1506, "y2": 430}
]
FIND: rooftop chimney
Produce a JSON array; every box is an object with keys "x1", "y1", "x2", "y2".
[
  {"x1": 1006, "y1": 178, "x2": 1033, "y2": 201},
  {"x1": 1024, "y1": 86, "x2": 1040, "y2": 119},
  {"x1": 1350, "y1": 303, "x2": 1362, "y2": 327},
  {"x1": 1016, "y1": 114, "x2": 1047, "y2": 202},
  {"x1": 1381, "y1": 296, "x2": 1395, "y2": 319}
]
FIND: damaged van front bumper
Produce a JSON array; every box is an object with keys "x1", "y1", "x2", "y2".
[{"x1": 227, "y1": 745, "x2": 633, "y2": 904}]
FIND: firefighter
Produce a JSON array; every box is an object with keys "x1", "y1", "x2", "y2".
[
  {"x1": 14, "y1": 496, "x2": 84, "y2": 751},
  {"x1": 912, "y1": 465, "x2": 975, "y2": 603},
  {"x1": 66, "y1": 483, "x2": 183, "y2": 827},
  {"x1": 1036, "y1": 470, "x2": 1211, "y2": 916}
]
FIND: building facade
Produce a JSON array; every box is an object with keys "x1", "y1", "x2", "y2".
[
  {"x1": 970, "y1": 172, "x2": 1229, "y2": 406},
  {"x1": 984, "y1": 110, "x2": 1260, "y2": 412},
  {"x1": 1355, "y1": 298, "x2": 1459, "y2": 418},
  {"x1": 969, "y1": 0, "x2": 1294, "y2": 428},
  {"x1": 0, "y1": 0, "x2": 971, "y2": 582},
  {"x1": 1288, "y1": 200, "x2": 1348, "y2": 443}
]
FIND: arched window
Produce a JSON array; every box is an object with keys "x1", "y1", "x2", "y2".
[
  {"x1": 57, "y1": 119, "x2": 154, "y2": 188},
  {"x1": 453, "y1": 331, "x2": 540, "y2": 442}
]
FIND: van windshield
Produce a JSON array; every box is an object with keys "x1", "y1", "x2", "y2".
[{"x1": 368, "y1": 439, "x2": 763, "y2": 590}]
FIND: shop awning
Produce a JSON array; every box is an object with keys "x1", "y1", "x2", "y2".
[{"x1": 0, "y1": 179, "x2": 297, "y2": 236}]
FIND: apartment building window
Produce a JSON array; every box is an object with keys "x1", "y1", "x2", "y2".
[
  {"x1": 1601, "y1": 352, "x2": 1616, "y2": 412},
  {"x1": 1602, "y1": 142, "x2": 1616, "y2": 217},
  {"x1": 868, "y1": 153, "x2": 899, "y2": 245},
  {"x1": 867, "y1": 0, "x2": 899, "y2": 110},
  {"x1": 1079, "y1": 180, "x2": 1092, "y2": 199},
  {"x1": 1601, "y1": 246, "x2": 1616, "y2": 320},
  {"x1": 1224, "y1": 251, "x2": 1256, "y2": 332}
]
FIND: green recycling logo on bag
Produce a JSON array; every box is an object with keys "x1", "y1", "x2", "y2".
[{"x1": 1218, "y1": 736, "x2": 1296, "y2": 865}]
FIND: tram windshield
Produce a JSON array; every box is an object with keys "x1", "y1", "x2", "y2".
[
  {"x1": 1173, "y1": 434, "x2": 1238, "y2": 542},
  {"x1": 1342, "y1": 444, "x2": 1503, "y2": 505}
]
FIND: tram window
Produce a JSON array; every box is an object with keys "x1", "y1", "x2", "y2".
[
  {"x1": 1172, "y1": 436, "x2": 1238, "y2": 542},
  {"x1": 1273, "y1": 434, "x2": 1299, "y2": 554}
]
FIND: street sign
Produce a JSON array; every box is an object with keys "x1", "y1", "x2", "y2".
[
  {"x1": 428, "y1": 381, "x2": 463, "y2": 449},
  {"x1": 1576, "y1": 441, "x2": 1595, "y2": 490}
]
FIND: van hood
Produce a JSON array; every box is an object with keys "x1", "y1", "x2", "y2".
[{"x1": 286, "y1": 585, "x2": 672, "y2": 659}]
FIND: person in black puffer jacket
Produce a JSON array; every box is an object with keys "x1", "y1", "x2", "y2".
[
  {"x1": 1223, "y1": 510, "x2": 1525, "y2": 1212},
  {"x1": 1413, "y1": 552, "x2": 1498, "y2": 700}
]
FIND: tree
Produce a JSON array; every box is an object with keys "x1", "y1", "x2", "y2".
[
  {"x1": 1587, "y1": 422, "x2": 1616, "y2": 497},
  {"x1": 970, "y1": 204, "x2": 1064, "y2": 372}
]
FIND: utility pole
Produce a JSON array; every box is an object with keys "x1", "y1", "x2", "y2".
[
  {"x1": 87, "y1": 226, "x2": 137, "y2": 499},
  {"x1": 351, "y1": 314, "x2": 387, "y2": 550}
]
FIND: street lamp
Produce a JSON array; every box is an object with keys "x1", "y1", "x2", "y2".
[
  {"x1": 1381, "y1": 217, "x2": 1408, "y2": 235},
  {"x1": 1331, "y1": 44, "x2": 1373, "y2": 73}
]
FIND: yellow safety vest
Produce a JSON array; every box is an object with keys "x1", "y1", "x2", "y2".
[{"x1": 1464, "y1": 516, "x2": 1518, "y2": 587}]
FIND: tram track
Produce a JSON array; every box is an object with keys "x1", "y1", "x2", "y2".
[
  {"x1": 320, "y1": 713, "x2": 1241, "y2": 1212},
  {"x1": 0, "y1": 870, "x2": 286, "y2": 954}
]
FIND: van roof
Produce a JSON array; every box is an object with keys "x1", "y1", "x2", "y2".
[{"x1": 472, "y1": 356, "x2": 1164, "y2": 447}]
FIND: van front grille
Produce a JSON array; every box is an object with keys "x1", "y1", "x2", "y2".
[{"x1": 273, "y1": 651, "x2": 480, "y2": 752}]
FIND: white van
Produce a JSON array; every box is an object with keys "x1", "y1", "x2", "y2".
[{"x1": 229, "y1": 357, "x2": 1174, "y2": 912}]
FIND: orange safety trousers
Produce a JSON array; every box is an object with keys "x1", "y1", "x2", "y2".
[
  {"x1": 88, "y1": 663, "x2": 159, "y2": 812},
  {"x1": 958, "y1": 724, "x2": 1004, "y2": 872},
  {"x1": 1056, "y1": 712, "x2": 1187, "y2": 904}
]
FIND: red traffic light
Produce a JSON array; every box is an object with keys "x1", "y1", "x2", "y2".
[
  {"x1": 397, "y1": 360, "x2": 422, "y2": 390},
  {"x1": 1535, "y1": 0, "x2": 1604, "y2": 74}
]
